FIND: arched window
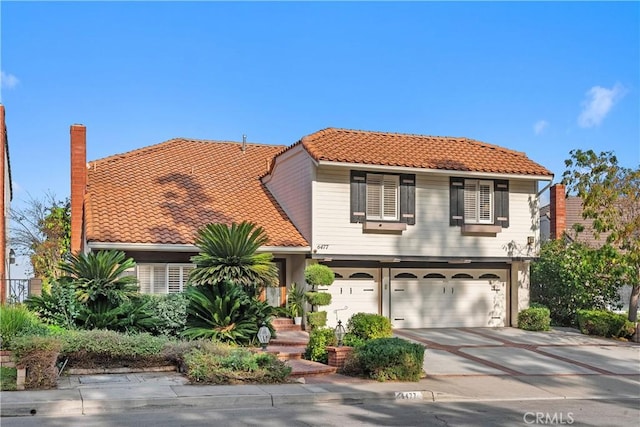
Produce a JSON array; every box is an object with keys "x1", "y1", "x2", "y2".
[
  {"x1": 349, "y1": 272, "x2": 374, "y2": 279},
  {"x1": 394, "y1": 273, "x2": 417, "y2": 279}
]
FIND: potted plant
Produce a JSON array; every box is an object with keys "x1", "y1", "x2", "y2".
[{"x1": 287, "y1": 283, "x2": 306, "y2": 325}]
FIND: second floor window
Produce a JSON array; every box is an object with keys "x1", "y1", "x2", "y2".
[
  {"x1": 366, "y1": 173, "x2": 399, "y2": 221},
  {"x1": 464, "y1": 179, "x2": 494, "y2": 224}
]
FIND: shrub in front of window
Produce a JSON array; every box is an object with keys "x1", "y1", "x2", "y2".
[
  {"x1": 145, "y1": 293, "x2": 188, "y2": 337},
  {"x1": 576, "y1": 309, "x2": 635, "y2": 338},
  {"x1": 517, "y1": 306, "x2": 551, "y2": 331},
  {"x1": 347, "y1": 312, "x2": 392, "y2": 340},
  {"x1": 347, "y1": 337, "x2": 425, "y2": 382}
]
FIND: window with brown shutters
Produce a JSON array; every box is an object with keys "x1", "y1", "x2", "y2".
[
  {"x1": 450, "y1": 177, "x2": 509, "y2": 228},
  {"x1": 351, "y1": 171, "x2": 415, "y2": 224}
]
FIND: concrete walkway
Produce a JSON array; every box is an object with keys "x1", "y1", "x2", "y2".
[{"x1": 2, "y1": 327, "x2": 639, "y2": 418}]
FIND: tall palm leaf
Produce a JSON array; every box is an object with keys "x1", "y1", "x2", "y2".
[
  {"x1": 60, "y1": 250, "x2": 138, "y2": 308},
  {"x1": 189, "y1": 221, "x2": 279, "y2": 297}
]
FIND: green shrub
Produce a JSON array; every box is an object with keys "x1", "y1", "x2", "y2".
[
  {"x1": 306, "y1": 311, "x2": 327, "y2": 329},
  {"x1": 61, "y1": 329, "x2": 172, "y2": 369},
  {"x1": 304, "y1": 327, "x2": 336, "y2": 363},
  {"x1": 0, "y1": 366, "x2": 17, "y2": 391},
  {"x1": 304, "y1": 291, "x2": 332, "y2": 307},
  {"x1": 352, "y1": 337, "x2": 425, "y2": 382},
  {"x1": 0, "y1": 304, "x2": 50, "y2": 348},
  {"x1": 10, "y1": 336, "x2": 63, "y2": 389},
  {"x1": 304, "y1": 264, "x2": 335, "y2": 288},
  {"x1": 517, "y1": 307, "x2": 551, "y2": 331},
  {"x1": 183, "y1": 345, "x2": 291, "y2": 384},
  {"x1": 144, "y1": 293, "x2": 188, "y2": 337},
  {"x1": 576, "y1": 309, "x2": 633, "y2": 338},
  {"x1": 25, "y1": 281, "x2": 80, "y2": 329},
  {"x1": 342, "y1": 332, "x2": 366, "y2": 348},
  {"x1": 347, "y1": 313, "x2": 392, "y2": 340}
]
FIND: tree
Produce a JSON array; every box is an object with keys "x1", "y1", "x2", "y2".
[
  {"x1": 189, "y1": 221, "x2": 279, "y2": 297},
  {"x1": 531, "y1": 240, "x2": 626, "y2": 326},
  {"x1": 562, "y1": 149, "x2": 640, "y2": 322},
  {"x1": 10, "y1": 193, "x2": 70, "y2": 281}
]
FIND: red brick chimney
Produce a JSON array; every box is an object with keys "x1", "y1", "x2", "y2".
[
  {"x1": 0, "y1": 105, "x2": 7, "y2": 304},
  {"x1": 70, "y1": 124, "x2": 86, "y2": 254},
  {"x1": 549, "y1": 183, "x2": 566, "y2": 240}
]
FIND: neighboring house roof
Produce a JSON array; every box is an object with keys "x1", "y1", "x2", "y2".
[
  {"x1": 291, "y1": 128, "x2": 553, "y2": 177},
  {"x1": 85, "y1": 138, "x2": 308, "y2": 247},
  {"x1": 542, "y1": 196, "x2": 608, "y2": 247}
]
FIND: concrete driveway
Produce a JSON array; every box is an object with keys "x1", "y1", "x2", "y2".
[{"x1": 394, "y1": 327, "x2": 640, "y2": 377}]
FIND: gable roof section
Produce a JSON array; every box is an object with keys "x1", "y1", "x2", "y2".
[
  {"x1": 291, "y1": 128, "x2": 553, "y2": 177},
  {"x1": 85, "y1": 139, "x2": 308, "y2": 247}
]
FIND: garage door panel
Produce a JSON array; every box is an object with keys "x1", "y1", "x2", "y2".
[
  {"x1": 322, "y1": 268, "x2": 380, "y2": 328},
  {"x1": 391, "y1": 269, "x2": 507, "y2": 328}
]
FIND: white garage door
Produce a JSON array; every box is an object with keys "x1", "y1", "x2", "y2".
[
  {"x1": 319, "y1": 268, "x2": 380, "y2": 328},
  {"x1": 390, "y1": 269, "x2": 506, "y2": 328}
]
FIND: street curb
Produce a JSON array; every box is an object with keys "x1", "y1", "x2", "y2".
[{"x1": 3, "y1": 390, "x2": 639, "y2": 418}]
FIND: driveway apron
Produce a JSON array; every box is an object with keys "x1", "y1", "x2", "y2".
[{"x1": 394, "y1": 327, "x2": 640, "y2": 377}]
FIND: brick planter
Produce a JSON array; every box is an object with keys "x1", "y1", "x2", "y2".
[
  {"x1": 0, "y1": 350, "x2": 26, "y2": 390},
  {"x1": 326, "y1": 346, "x2": 353, "y2": 370}
]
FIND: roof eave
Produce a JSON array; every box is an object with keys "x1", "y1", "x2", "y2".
[
  {"x1": 87, "y1": 241, "x2": 310, "y2": 254},
  {"x1": 316, "y1": 160, "x2": 554, "y2": 181}
]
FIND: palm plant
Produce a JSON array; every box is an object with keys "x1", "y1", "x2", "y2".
[
  {"x1": 189, "y1": 221, "x2": 279, "y2": 297},
  {"x1": 182, "y1": 280, "x2": 271, "y2": 344},
  {"x1": 59, "y1": 250, "x2": 138, "y2": 313}
]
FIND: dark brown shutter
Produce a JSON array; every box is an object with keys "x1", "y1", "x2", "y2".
[
  {"x1": 350, "y1": 170, "x2": 366, "y2": 223},
  {"x1": 494, "y1": 180, "x2": 509, "y2": 228},
  {"x1": 450, "y1": 177, "x2": 464, "y2": 226},
  {"x1": 400, "y1": 174, "x2": 415, "y2": 225}
]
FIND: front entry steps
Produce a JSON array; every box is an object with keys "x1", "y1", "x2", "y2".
[{"x1": 269, "y1": 317, "x2": 337, "y2": 378}]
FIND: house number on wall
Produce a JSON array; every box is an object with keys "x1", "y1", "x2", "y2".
[{"x1": 316, "y1": 244, "x2": 330, "y2": 250}]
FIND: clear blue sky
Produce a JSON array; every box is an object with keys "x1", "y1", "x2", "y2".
[{"x1": 1, "y1": 2, "x2": 639, "y2": 207}]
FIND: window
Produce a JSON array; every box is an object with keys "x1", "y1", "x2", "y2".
[
  {"x1": 366, "y1": 173, "x2": 399, "y2": 221},
  {"x1": 464, "y1": 179, "x2": 493, "y2": 224},
  {"x1": 450, "y1": 177, "x2": 509, "y2": 228},
  {"x1": 137, "y1": 264, "x2": 194, "y2": 294},
  {"x1": 351, "y1": 171, "x2": 415, "y2": 224}
]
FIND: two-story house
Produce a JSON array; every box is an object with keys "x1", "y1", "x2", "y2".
[{"x1": 70, "y1": 126, "x2": 553, "y2": 329}]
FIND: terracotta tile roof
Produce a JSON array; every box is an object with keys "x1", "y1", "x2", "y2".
[
  {"x1": 291, "y1": 128, "x2": 553, "y2": 177},
  {"x1": 85, "y1": 139, "x2": 308, "y2": 247}
]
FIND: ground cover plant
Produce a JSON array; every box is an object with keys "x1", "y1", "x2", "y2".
[
  {"x1": 0, "y1": 366, "x2": 17, "y2": 391},
  {"x1": 181, "y1": 343, "x2": 291, "y2": 384}
]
